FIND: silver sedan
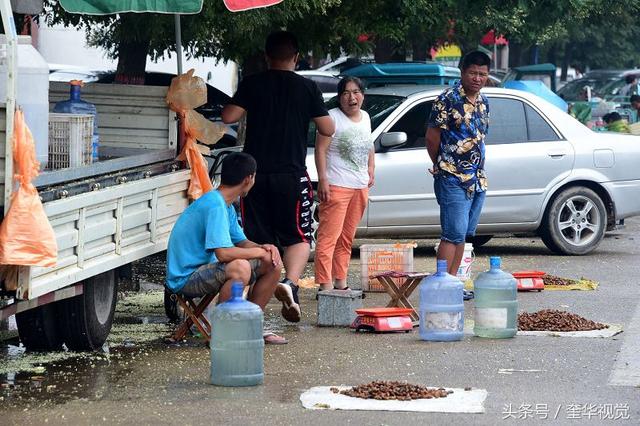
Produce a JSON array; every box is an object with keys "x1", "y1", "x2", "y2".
[{"x1": 304, "y1": 86, "x2": 640, "y2": 255}]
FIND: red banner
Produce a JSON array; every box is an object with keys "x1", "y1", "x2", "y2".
[{"x1": 223, "y1": 0, "x2": 283, "y2": 12}]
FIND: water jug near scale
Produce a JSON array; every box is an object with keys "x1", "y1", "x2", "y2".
[
  {"x1": 419, "y1": 259, "x2": 464, "y2": 341},
  {"x1": 210, "y1": 282, "x2": 264, "y2": 386},
  {"x1": 473, "y1": 256, "x2": 518, "y2": 338}
]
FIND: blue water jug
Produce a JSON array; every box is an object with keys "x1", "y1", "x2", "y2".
[
  {"x1": 53, "y1": 80, "x2": 100, "y2": 162},
  {"x1": 419, "y1": 259, "x2": 464, "y2": 341},
  {"x1": 473, "y1": 257, "x2": 518, "y2": 338},
  {"x1": 210, "y1": 282, "x2": 264, "y2": 386}
]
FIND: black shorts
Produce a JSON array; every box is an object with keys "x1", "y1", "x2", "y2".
[{"x1": 240, "y1": 171, "x2": 313, "y2": 248}]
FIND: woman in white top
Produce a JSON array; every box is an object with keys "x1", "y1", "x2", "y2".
[{"x1": 314, "y1": 77, "x2": 374, "y2": 291}]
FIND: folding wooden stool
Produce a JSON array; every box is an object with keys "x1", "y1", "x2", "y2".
[
  {"x1": 371, "y1": 271, "x2": 430, "y2": 326},
  {"x1": 167, "y1": 292, "x2": 216, "y2": 343}
]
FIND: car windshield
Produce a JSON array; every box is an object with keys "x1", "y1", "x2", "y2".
[
  {"x1": 558, "y1": 77, "x2": 620, "y2": 100},
  {"x1": 307, "y1": 94, "x2": 405, "y2": 146}
]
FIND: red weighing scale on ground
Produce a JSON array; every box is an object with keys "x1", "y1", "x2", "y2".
[
  {"x1": 513, "y1": 270, "x2": 546, "y2": 291},
  {"x1": 351, "y1": 308, "x2": 414, "y2": 333}
]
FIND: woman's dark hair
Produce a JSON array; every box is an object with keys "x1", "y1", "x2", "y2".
[
  {"x1": 337, "y1": 76, "x2": 365, "y2": 96},
  {"x1": 221, "y1": 152, "x2": 257, "y2": 186},
  {"x1": 461, "y1": 51, "x2": 491, "y2": 71},
  {"x1": 265, "y1": 31, "x2": 299, "y2": 61},
  {"x1": 603, "y1": 112, "x2": 622, "y2": 124},
  {"x1": 625, "y1": 74, "x2": 637, "y2": 84}
]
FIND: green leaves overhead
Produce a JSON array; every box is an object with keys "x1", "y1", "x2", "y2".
[{"x1": 41, "y1": 0, "x2": 640, "y2": 72}]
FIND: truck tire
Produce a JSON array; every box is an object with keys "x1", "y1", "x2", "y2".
[
  {"x1": 16, "y1": 304, "x2": 64, "y2": 352},
  {"x1": 59, "y1": 270, "x2": 117, "y2": 351}
]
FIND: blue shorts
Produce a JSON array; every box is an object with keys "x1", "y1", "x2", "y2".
[{"x1": 434, "y1": 174, "x2": 486, "y2": 244}]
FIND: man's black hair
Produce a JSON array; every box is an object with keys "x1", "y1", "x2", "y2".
[
  {"x1": 221, "y1": 152, "x2": 257, "y2": 186},
  {"x1": 461, "y1": 51, "x2": 491, "y2": 71},
  {"x1": 625, "y1": 74, "x2": 637, "y2": 84},
  {"x1": 337, "y1": 76, "x2": 364, "y2": 96},
  {"x1": 265, "y1": 30, "x2": 299, "y2": 61},
  {"x1": 630, "y1": 94, "x2": 640, "y2": 104}
]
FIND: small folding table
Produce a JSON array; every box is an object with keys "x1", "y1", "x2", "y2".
[{"x1": 370, "y1": 271, "x2": 430, "y2": 326}]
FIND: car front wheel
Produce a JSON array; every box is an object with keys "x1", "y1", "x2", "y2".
[{"x1": 540, "y1": 187, "x2": 607, "y2": 255}]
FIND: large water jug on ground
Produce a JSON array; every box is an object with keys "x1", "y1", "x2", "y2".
[
  {"x1": 0, "y1": 35, "x2": 49, "y2": 168},
  {"x1": 210, "y1": 282, "x2": 264, "y2": 386},
  {"x1": 53, "y1": 80, "x2": 100, "y2": 162},
  {"x1": 473, "y1": 257, "x2": 518, "y2": 338},
  {"x1": 419, "y1": 259, "x2": 464, "y2": 341}
]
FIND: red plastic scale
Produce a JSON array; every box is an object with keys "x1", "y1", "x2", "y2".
[
  {"x1": 351, "y1": 307, "x2": 414, "y2": 333},
  {"x1": 513, "y1": 270, "x2": 546, "y2": 291}
]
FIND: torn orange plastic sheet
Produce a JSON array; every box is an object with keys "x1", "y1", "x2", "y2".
[
  {"x1": 0, "y1": 110, "x2": 57, "y2": 267},
  {"x1": 167, "y1": 70, "x2": 225, "y2": 200}
]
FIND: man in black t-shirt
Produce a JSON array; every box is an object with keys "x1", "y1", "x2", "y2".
[{"x1": 222, "y1": 31, "x2": 334, "y2": 323}]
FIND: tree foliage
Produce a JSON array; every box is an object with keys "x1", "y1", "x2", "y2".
[{"x1": 40, "y1": 0, "x2": 640, "y2": 78}]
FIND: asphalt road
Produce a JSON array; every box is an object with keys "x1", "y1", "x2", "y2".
[{"x1": 2, "y1": 218, "x2": 639, "y2": 425}]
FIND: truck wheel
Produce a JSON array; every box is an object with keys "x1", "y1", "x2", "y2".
[
  {"x1": 16, "y1": 304, "x2": 64, "y2": 352},
  {"x1": 540, "y1": 187, "x2": 607, "y2": 255},
  {"x1": 59, "y1": 270, "x2": 117, "y2": 351}
]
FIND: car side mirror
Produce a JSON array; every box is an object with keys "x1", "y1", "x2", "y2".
[{"x1": 380, "y1": 132, "x2": 408, "y2": 148}]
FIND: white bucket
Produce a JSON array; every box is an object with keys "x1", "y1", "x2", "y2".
[{"x1": 434, "y1": 242, "x2": 475, "y2": 280}]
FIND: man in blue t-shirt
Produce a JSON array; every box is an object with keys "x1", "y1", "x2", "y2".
[{"x1": 166, "y1": 152, "x2": 286, "y2": 344}]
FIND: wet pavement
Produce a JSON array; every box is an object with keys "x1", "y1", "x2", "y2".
[{"x1": 1, "y1": 219, "x2": 639, "y2": 425}]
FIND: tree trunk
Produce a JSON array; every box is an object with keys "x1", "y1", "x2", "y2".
[
  {"x1": 374, "y1": 38, "x2": 396, "y2": 63},
  {"x1": 114, "y1": 14, "x2": 151, "y2": 85},
  {"x1": 509, "y1": 42, "x2": 523, "y2": 67},
  {"x1": 412, "y1": 38, "x2": 429, "y2": 61},
  {"x1": 547, "y1": 44, "x2": 557, "y2": 69},
  {"x1": 561, "y1": 43, "x2": 573, "y2": 82}
]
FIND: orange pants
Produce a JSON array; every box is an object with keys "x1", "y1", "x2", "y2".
[{"x1": 314, "y1": 185, "x2": 368, "y2": 284}]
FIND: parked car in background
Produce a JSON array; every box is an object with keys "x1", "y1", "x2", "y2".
[
  {"x1": 48, "y1": 64, "x2": 103, "y2": 83},
  {"x1": 557, "y1": 69, "x2": 640, "y2": 103},
  {"x1": 502, "y1": 63, "x2": 557, "y2": 92},
  {"x1": 212, "y1": 85, "x2": 640, "y2": 256},
  {"x1": 342, "y1": 62, "x2": 460, "y2": 88},
  {"x1": 316, "y1": 56, "x2": 373, "y2": 75},
  {"x1": 296, "y1": 70, "x2": 341, "y2": 101}
]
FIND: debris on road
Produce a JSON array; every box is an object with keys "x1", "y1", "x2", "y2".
[
  {"x1": 518, "y1": 310, "x2": 608, "y2": 332},
  {"x1": 542, "y1": 274, "x2": 578, "y2": 286},
  {"x1": 542, "y1": 274, "x2": 598, "y2": 290},
  {"x1": 339, "y1": 381, "x2": 452, "y2": 400}
]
